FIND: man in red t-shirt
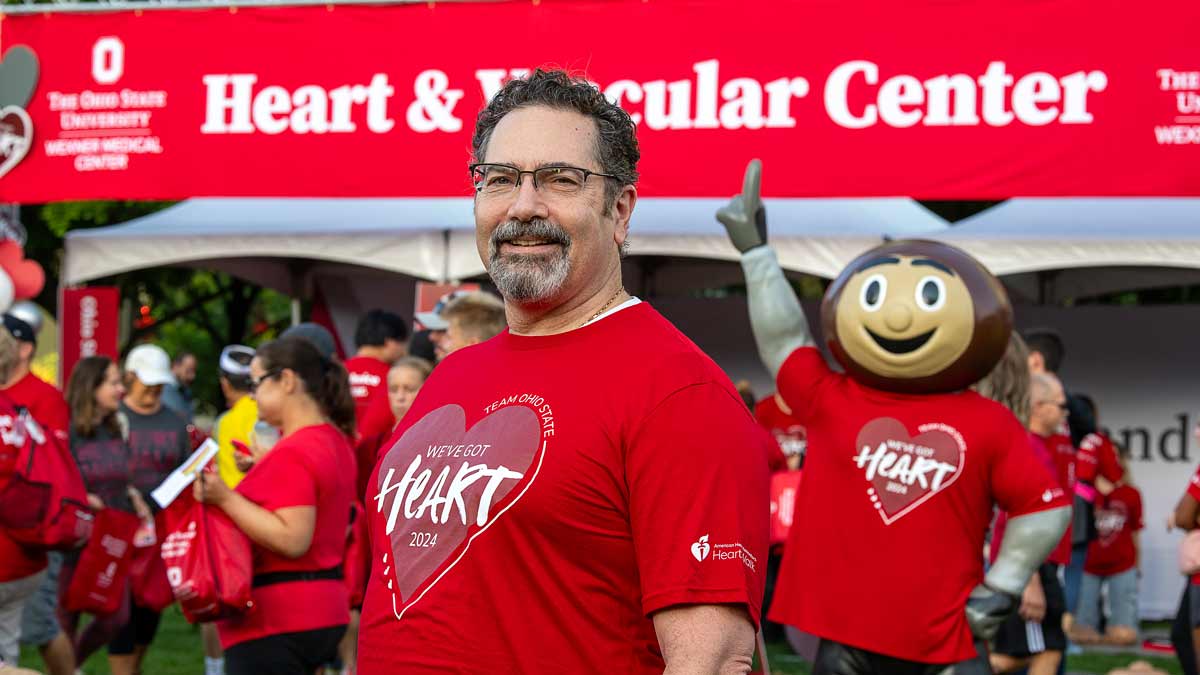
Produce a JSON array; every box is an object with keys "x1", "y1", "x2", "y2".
[
  {"x1": 990, "y1": 373, "x2": 1075, "y2": 675},
  {"x1": 1, "y1": 314, "x2": 68, "y2": 446},
  {"x1": 344, "y1": 310, "x2": 408, "y2": 439},
  {"x1": 718, "y1": 161, "x2": 1070, "y2": 674},
  {"x1": 2, "y1": 312, "x2": 75, "y2": 675},
  {"x1": 357, "y1": 70, "x2": 768, "y2": 674}
]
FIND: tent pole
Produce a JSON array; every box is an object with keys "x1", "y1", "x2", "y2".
[{"x1": 290, "y1": 298, "x2": 301, "y2": 326}]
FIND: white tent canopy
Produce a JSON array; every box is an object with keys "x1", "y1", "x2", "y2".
[
  {"x1": 64, "y1": 196, "x2": 950, "y2": 292},
  {"x1": 935, "y1": 198, "x2": 1200, "y2": 302}
]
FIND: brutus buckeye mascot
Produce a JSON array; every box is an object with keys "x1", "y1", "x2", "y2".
[{"x1": 717, "y1": 161, "x2": 1070, "y2": 675}]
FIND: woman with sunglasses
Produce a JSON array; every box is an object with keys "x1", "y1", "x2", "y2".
[{"x1": 194, "y1": 337, "x2": 356, "y2": 675}]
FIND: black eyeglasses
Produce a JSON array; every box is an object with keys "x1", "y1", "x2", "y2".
[
  {"x1": 250, "y1": 369, "x2": 282, "y2": 393},
  {"x1": 1038, "y1": 400, "x2": 1069, "y2": 410},
  {"x1": 469, "y1": 163, "x2": 617, "y2": 198}
]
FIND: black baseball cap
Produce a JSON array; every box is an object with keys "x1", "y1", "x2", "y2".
[{"x1": 2, "y1": 314, "x2": 35, "y2": 343}]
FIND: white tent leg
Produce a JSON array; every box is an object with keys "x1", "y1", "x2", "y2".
[{"x1": 290, "y1": 298, "x2": 301, "y2": 326}]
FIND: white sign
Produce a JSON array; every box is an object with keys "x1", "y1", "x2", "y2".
[{"x1": 151, "y1": 438, "x2": 218, "y2": 509}]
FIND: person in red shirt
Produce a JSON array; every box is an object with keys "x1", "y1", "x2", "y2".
[
  {"x1": 357, "y1": 70, "x2": 768, "y2": 674},
  {"x1": 0, "y1": 326, "x2": 47, "y2": 669},
  {"x1": 194, "y1": 337, "x2": 356, "y2": 675},
  {"x1": 755, "y1": 393, "x2": 806, "y2": 471},
  {"x1": 989, "y1": 372, "x2": 1074, "y2": 675},
  {"x1": 344, "y1": 310, "x2": 408, "y2": 440},
  {"x1": 1172, "y1": 456, "x2": 1200, "y2": 675},
  {"x1": 2, "y1": 311, "x2": 75, "y2": 675},
  {"x1": 718, "y1": 161, "x2": 1070, "y2": 674},
  {"x1": 1072, "y1": 451, "x2": 1141, "y2": 647}
]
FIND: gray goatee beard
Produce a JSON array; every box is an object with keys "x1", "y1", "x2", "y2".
[{"x1": 487, "y1": 219, "x2": 572, "y2": 302}]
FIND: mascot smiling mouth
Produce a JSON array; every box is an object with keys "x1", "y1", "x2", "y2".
[{"x1": 865, "y1": 328, "x2": 936, "y2": 355}]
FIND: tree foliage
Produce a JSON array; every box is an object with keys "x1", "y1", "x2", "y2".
[{"x1": 22, "y1": 201, "x2": 294, "y2": 418}]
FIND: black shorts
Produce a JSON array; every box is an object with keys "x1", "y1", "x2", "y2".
[
  {"x1": 108, "y1": 602, "x2": 162, "y2": 655},
  {"x1": 225, "y1": 625, "x2": 346, "y2": 675},
  {"x1": 992, "y1": 563, "x2": 1067, "y2": 657},
  {"x1": 812, "y1": 639, "x2": 991, "y2": 675}
]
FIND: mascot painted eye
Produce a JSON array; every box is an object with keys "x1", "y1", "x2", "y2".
[{"x1": 821, "y1": 239, "x2": 1013, "y2": 394}]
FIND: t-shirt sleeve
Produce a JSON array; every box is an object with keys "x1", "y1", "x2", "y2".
[
  {"x1": 775, "y1": 347, "x2": 835, "y2": 424},
  {"x1": 46, "y1": 392, "x2": 70, "y2": 446},
  {"x1": 1187, "y1": 465, "x2": 1200, "y2": 503},
  {"x1": 626, "y1": 382, "x2": 769, "y2": 626},
  {"x1": 250, "y1": 445, "x2": 319, "y2": 510},
  {"x1": 989, "y1": 417, "x2": 1071, "y2": 517}
]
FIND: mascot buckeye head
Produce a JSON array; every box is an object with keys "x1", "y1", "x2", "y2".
[{"x1": 820, "y1": 239, "x2": 1012, "y2": 395}]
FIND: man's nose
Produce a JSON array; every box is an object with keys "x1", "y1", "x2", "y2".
[{"x1": 507, "y1": 176, "x2": 550, "y2": 222}]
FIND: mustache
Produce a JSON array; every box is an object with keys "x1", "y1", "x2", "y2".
[{"x1": 489, "y1": 219, "x2": 572, "y2": 258}]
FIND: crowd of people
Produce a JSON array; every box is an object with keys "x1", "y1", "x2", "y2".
[{"x1": 0, "y1": 291, "x2": 509, "y2": 674}]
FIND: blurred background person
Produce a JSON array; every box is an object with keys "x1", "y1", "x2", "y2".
[
  {"x1": 354, "y1": 357, "x2": 433, "y2": 499},
  {"x1": 990, "y1": 368, "x2": 1072, "y2": 675},
  {"x1": 113, "y1": 344, "x2": 190, "y2": 675},
  {"x1": 58, "y1": 356, "x2": 134, "y2": 673},
  {"x1": 202, "y1": 344, "x2": 257, "y2": 675},
  {"x1": 1072, "y1": 449, "x2": 1141, "y2": 647},
  {"x1": 161, "y1": 351, "x2": 197, "y2": 424},
  {"x1": 3, "y1": 308, "x2": 74, "y2": 675},
  {"x1": 212, "y1": 345, "x2": 257, "y2": 489},
  {"x1": 435, "y1": 292, "x2": 506, "y2": 356},
  {"x1": 1172, "y1": 436, "x2": 1200, "y2": 675},
  {"x1": 344, "y1": 310, "x2": 408, "y2": 440},
  {"x1": 0, "y1": 327, "x2": 48, "y2": 670},
  {"x1": 194, "y1": 337, "x2": 355, "y2": 675}
]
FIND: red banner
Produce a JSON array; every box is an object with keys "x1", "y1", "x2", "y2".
[
  {"x1": 59, "y1": 286, "x2": 119, "y2": 387},
  {"x1": 0, "y1": 1, "x2": 1198, "y2": 202}
]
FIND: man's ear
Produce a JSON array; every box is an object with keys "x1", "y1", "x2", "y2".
[{"x1": 611, "y1": 185, "x2": 637, "y2": 250}]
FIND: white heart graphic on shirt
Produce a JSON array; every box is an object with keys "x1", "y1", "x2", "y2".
[
  {"x1": 374, "y1": 404, "x2": 543, "y2": 619},
  {"x1": 853, "y1": 417, "x2": 965, "y2": 525}
]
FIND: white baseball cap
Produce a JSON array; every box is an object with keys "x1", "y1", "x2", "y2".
[{"x1": 124, "y1": 344, "x2": 173, "y2": 387}]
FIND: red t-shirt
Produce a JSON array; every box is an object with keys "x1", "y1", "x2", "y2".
[
  {"x1": 768, "y1": 347, "x2": 1069, "y2": 664},
  {"x1": 1084, "y1": 485, "x2": 1142, "y2": 577},
  {"x1": 1077, "y1": 432, "x2": 1123, "y2": 486},
  {"x1": 0, "y1": 395, "x2": 47, "y2": 582},
  {"x1": 754, "y1": 394, "x2": 807, "y2": 459},
  {"x1": 1186, "y1": 465, "x2": 1200, "y2": 586},
  {"x1": 217, "y1": 423, "x2": 354, "y2": 648},
  {"x1": 358, "y1": 302, "x2": 769, "y2": 674},
  {"x1": 1035, "y1": 433, "x2": 1075, "y2": 566},
  {"x1": 345, "y1": 356, "x2": 391, "y2": 438},
  {"x1": 2, "y1": 371, "x2": 69, "y2": 447}
]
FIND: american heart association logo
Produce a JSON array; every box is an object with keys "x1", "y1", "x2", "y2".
[
  {"x1": 690, "y1": 534, "x2": 711, "y2": 561},
  {"x1": 853, "y1": 417, "x2": 965, "y2": 525},
  {"x1": 0, "y1": 106, "x2": 32, "y2": 180}
]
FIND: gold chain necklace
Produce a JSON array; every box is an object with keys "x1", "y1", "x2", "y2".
[{"x1": 582, "y1": 287, "x2": 626, "y2": 327}]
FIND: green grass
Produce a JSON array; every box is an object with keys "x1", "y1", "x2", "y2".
[
  {"x1": 759, "y1": 641, "x2": 1186, "y2": 675},
  {"x1": 19, "y1": 609, "x2": 1190, "y2": 675},
  {"x1": 20, "y1": 606, "x2": 200, "y2": 674}
]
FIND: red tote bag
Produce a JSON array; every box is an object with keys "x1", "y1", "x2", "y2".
[
  {"x1": 64, "y1": 508, "x2": 140, "y2": 614},
  {"x1": 0, "y1": 411, "x2": 93, "y2": 550},
  {"x1": 160, "y1": 490, "x2": 254, "y2": 623},
  {"x1": 129, "y1": 517, "x2": 175, "y2": 612}
]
